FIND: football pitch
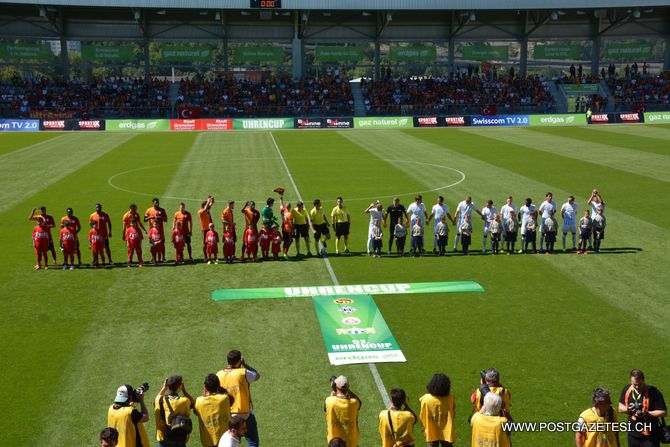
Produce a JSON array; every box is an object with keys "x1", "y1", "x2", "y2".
[{"x1": 1, "y1": 124, "x2": 669, "y2": 446}]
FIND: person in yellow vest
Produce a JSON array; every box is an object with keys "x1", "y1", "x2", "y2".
[
  {"x1": 100, "y1": 427, "x2": 119, "y2": 447},
  {"x1": 618, "y1": 369, "x2": 667, "y2": 447},
  {"x1": 470, "y1": 368, "x2": 511, "y2": 419},
  {"x1": 470, "y1": 393, "x2": 510, "y2": 447},
  {"x1": 154, "y1": 375, "x2": 195, "y2": 447},
  {"x1": 325, "y1": 375, "x2": 362, "y2": 447},
  {"x1": 310, "y1": 199, "x2": 331, "y2": 256},
  {"x1": 195, "y1": 374, "x2": 234, "y2": 447},
  {"x1": 292, "y1": 201, "x2": 314, "y2": 257},
  {"x1": 575, "y1": 387, "x2": 619, "y2": 447},
  {"x1": 216, "y1": 350, "x2": 261, "y2": 447},
  {"x1": 419, "y1": 373, "x2": 456, "y2": 446},
  {"x1": 107, "y1": 384, "x2": 150, "y2": 447},
  {"x1": 331, "y1": 197, "x2": 351, "y2": 255},
  {"x1": 379, "y1": 388, "x2": 417, "y2": 447}
]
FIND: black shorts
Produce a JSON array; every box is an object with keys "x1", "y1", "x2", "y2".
[
  {"x1": 48, "y1": 239, "x2": 55, "y2": 251},
  {"x1": 313, "y1": 223, "x2": 329, "y2": 240},
  {"x1": 580, "y1": 228, "x2": 591, "y2": 239},
  {"x1": 202, "y1": 229, "x2": 209, "y2": 241},
  {"x1": 335, "y1": 222, "x2": 350, "y2": 237},
  {"x1": 104, "y1": 238, "x2": 110, "y2": 248},
  {"x1": 594, "y1": 229, "x2": 605, "y2": 240},
  {"x1": 184, "y1": 234, "x2": 191, "y2": 244},
  {"x1": 294, "y1": 224, "x2": 309, "y2": 239},
  {"x1": 282, "y1": 230, "x2": 293, "y2": 244}
]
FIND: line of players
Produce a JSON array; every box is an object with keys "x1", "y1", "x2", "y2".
[{"x1": 29, "y1": 189, "x2": 607, "y2": 269}]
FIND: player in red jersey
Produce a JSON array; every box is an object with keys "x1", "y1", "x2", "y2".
[
  {"x1": 60, "y1": 208, "x2": 82, "y2": 266},
  {"x1": 144, "y1": 197, "x2": 168, "y2": 262},
  {"x1": 259, "y1": 226, "x2": 271, "y2": 260},
  {"x1": 149, "y1": 220, "x2": 164, "y2": 265},
  {"x1": 88, "y1": 221, "x2": 106, "y2": 268},
  {"x1": 240, "y1": 201, "x2": 260, "y2": 261},
  {"x1": 122, "y1": 203, "x2": 146, "y2": 241},
  {"x1": 205, "y1": 223, "x2": 219, "y2": 264},
  {"x1": 244, "y1": 226, "x2": 259, "y2": 262},
  {"x1": 125, "y1": 219, "x2": 144, "y2": 267},
  {"x1": 32, "y1": 217, "x2": 50, "y2": 270},
  {"x1": 222, "y1": 224, "x2": 235, "y2": 264},
  {"x1": 173, "y1": 202, "x2": 193, "y2": 262},
  {"x1": 198, "y1": 196, "x2": 214, "y2": 261},
  {"x1": 29, "y1": 206, "x2": 57, "y2": 267},
  {"x1": 59, "y1": 220, "x2": 78, "y2": 270},
  {"x1": 89, "y1": 203, "x2": 113, "y2": 265},
  {"x1": 172, "y1": 222, "x2": 186, "y2": 264},
  {"x1": 270, "y1": 223, "x2": 282, "y2": 260}
]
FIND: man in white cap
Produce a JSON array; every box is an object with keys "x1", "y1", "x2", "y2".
[
  {"x1": 325, "y1": 375, "x2": 362, "y2": 447},
  {"x1": 107, "y1": 384, "x2": 150, "y2": 447}
]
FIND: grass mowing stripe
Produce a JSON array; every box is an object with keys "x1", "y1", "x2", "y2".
[
  {"x1": 0, "y1": 131, "x2": 65, "y2": 156},
  {"x1": 468, "y1": 126, "x2": 670, "y2": 181},
  {"x1": 588, "y1": 122, "x2": 670, "y2": 143},
  {"x1": 409, "y1": 128, "x2": 669, "y2": 229},
  {"x1": 0, "y1": 132, "x2": 137, "y2": 214},
  {"x1": 270, "y1": 131, "x2": 392, "y2": 409},
  {"x1": 528, "y1": 125, "x2": 670, "y2": 157}
]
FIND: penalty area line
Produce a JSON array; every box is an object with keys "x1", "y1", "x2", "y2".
[{"x1": 268, "y1": 131, "x2": 391, "y2": 408}]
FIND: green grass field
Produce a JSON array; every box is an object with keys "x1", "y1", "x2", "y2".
[{"x1": 1, "y1": 125, "x2": 669, "y2": 446}]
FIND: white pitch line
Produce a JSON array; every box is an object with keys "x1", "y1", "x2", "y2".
[{"x1": 269, "y1": 131, "x2": 392, "y2": 408}]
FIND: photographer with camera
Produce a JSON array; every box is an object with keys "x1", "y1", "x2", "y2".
[
  {"x1": 325, "y1": 375, "x2": 362, "y2": 447},
  {"x1": 195, "y1": 373, "x2": 234, "y2": 447},
  {"x1": 379, "y1": 388, "x2": 417, "y2": 447},
  {"x1": 471, "y1": 368, "x2": 511, "y2": 420},
  {"x1": 216, "y1": 350, "x2": 261, "y2": 447},
  {"x1": 470, "y1": 393, "x2": 511, "y2": 447},
  {"x1": 419, "y1": 373, "x2": 455, "y2": 447},
  {"x1": 618, "y1": 369, "x2": 667, "y2": 447},
  {"x1": 154, "y1": 375, "x2": 195, "y2": 447},
  {"x1": 107, "y1": 384, "x2": 151, "y2": 447},
  {"x1": 575, "y1": 387, "x2": 619, "y2": 447}
]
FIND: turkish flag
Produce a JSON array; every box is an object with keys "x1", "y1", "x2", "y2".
[
  {"x1": 178, "y1": 106, "x2": 202, "y2": 119},
  {"x1": 481, "y1": 105, "x2": 497, "y2": 116}
]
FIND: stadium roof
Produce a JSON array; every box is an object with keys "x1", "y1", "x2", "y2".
[{"x1": 3, "y1": 0, "x2": 670, "y2": 10}]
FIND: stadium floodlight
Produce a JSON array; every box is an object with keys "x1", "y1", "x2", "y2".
[
  {"x1": 241, "y1": 10, "x2": 251, "y2": 16},
  {"x1": 133, "y1": 10, "x2": 141, "y2": 20},
  {"x1": 468, "y1": 11, "x2": 476, "y2": 22},
  {"x1": 215, "y1": 11, "x2": 221, "y2": 20},
  {"x1": 386, "y1": 12, "x2": 393, "y2": 22},
  {"x1": 575, "y1": 10, "x2": 586, "y2": 15},
  {"x1": 362, "y1": 11, "x2": 372, "y2": 16},
  {"x1": 281, "y1": 11, "x2": 291, "y2": 16},
  {"x1": 632, "y1": 9, "x2": 641, "y2": 18},
  {"x1": 199, "y1": 10, "x2": 209, "y2": 16},
  {"x1": 322, "y1": 11, "x2": 332, "y2": 17},
  {"x1": 156, "y1": 9, "x2": 166, "y2": 15},
  {"x1": 39, "y1": 6, "x2": 47, "y2": 17},
  {"x1": 550, "y1": 11, "x2": 558, "y2": 20}
]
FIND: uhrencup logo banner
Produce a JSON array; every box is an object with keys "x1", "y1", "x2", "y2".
[
  {"x1": 529, "y1": 114, "x2": 587, "y2": 126},
  {"x1": 354, "y1": 117, "x2": 413, "y2": 129},
  {"x1": 106, "y1": 119, "x2": 170, "y2": 131},
  {"x1": 313, "y1": 295, "x2": 406, "y2": 365},
  {"x1": 232, "y1": 118, "x2": 294, "y2": 130}
]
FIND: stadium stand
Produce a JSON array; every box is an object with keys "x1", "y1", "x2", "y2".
[
  {"x1": 174, "y1": 74, "x2": 354, "y2": 117},
  {"x1": 360, "y1": 74, "x2": 555, "y2": 116},
  {"x1": 0, "y1": 77, "x2": 170, "y2": 119},
  {"x1": 608, "y1": 70, "x2": 670, "y2": 112}
]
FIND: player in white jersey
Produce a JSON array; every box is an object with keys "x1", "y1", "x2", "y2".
[
  {"x1": 452, "y1": 195, "x2": 484, "y2": 251},
  {"x1": 407, "y1": 195, "x2": 429, "y2": 253},
  {"x1": 364, "y1": 201, "x2": 384, "y2": 255},
  {"x1": 538, "y1": 192, "x2": 556, "y2": 253},
  {"x1": 560, "y1": 195, "x2": 579, "y2": 250},
  {"x1": 518, "y1": 197, "x2": 537, "y2": 253},
  {"x1": 499, "y1": 196, "x2": 518, "y2": 228},
  {"x1": 587, "y1": 189, "x2": 605, "y2": 249},
  {"x1": 427, "y1": 196, "x2": 455, "y2": 253},
  {"x1": 481, "y1": 200, "x2": 497, "y2": 252}
]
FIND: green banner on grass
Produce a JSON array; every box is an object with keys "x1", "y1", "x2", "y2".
[
  {"x1": 160, "y1": 46, "x2": 213, "y2": 62},
  {"x1": 644, "y1": 112, "x2": 670, "y2": 124},
  {"x1": 0, "y1": 43, "x2": 52, "y2": 60},
  {"x1": 390, "y1": 45, "x2": 436, "y2": 62},
  {"x1": 562, "y1": 84, "x2": 600, "y2": 94},
  {"x1": 106, "y1": 119, "x2": 170, "y2": 131},
  {"x1": 533, "y1": 44, "x2": 581, "y2": 60},
  {"x1": 315, "y1": 46, "x2": 363, "y2": 62},
  {"x1": 211, "y1": 281, "x2": 484, "y2": 301},
  {"x1": 313, "y1": 294, "x2": 406, "y2": 365},
  {"x1": 462, "y1": 45, "x2": 509, "y2": 61},
  {"x1": 82, "y1": 44, "x2": 135, "y2": 62},
  {"x1": 529, "y1": 114, "x2": 587, "y2": 126},
  {"x1": 232, "y1": 118, "x2": 294, "y2": 130},
  {"x1": 604, "y1": 42, "x2": 653, "y2": 60},
  {"x1": 233, "y1": 46, "x2": 284, "y2": 62},
  {"x1": 354, "y1": 116, "x2": 413, "y2": 129}
]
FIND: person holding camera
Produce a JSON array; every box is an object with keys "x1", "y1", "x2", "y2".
[
  {"x1": 154, "y1": 375, "x2": 195, "y2": 447},
  {"x1": 618, "y1": 369, "x2": 667, "y2": 447},
  {"x1": 325, "y1": 375, "x2": 362, "y2": 447},
  {"x1": 419, "y1": 373, "x2": 455, "y2": 447},
  {"x1": 379, "y1": 388, "x2": 417, "y2": 447},
  {"x1": 575, "y1": 387, "x2": 619, "y2": 447},
  {"x1": 107, "y1": 384, "x2": 151, "y2": 447},
  {"x1": 195, "y1": 374, "x2": 234, "y2": 447},
  {"x1": 471, "y1": 368, "x2": 511, "y2": 419},
  {"x1": 216, "y1": 350, "x2": 261, "y2": 447},
  {"x1": 470, "y1": 393, "x2": 511, "y2": 447},
  {"x1": 100, "y1": 427, "x2": 119, "y2": 447}
]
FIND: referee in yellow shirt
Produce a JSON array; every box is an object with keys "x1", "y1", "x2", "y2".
[
  {"x1": 310, "y1": 199, "x2": 331, "y2": 256},
  {"x1": 292, "y1": 201, "x2": 313, "y2": 257},
  {"x1": 331, "y1": 197, "x2": 351, "y2": 255}
]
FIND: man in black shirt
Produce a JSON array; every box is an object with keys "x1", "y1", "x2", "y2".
[
  {"x1": 383, "y1": 197, "x2": 408, "y2": 255},
  {"x1": 618, "y1": 369, "x2": 667, "y2": 447}
]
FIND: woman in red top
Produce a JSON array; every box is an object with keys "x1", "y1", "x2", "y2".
[{"x1": 32, "y1": 217, "x2": 50, "y2": 270}]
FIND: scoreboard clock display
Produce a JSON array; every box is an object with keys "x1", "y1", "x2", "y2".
[{"x1": 250, "y1": 0, "x2": 281, "y2": 8}]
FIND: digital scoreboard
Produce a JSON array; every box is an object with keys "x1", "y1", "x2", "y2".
[{"x1": 250, "y1": 0, "x2": 281, "y2": 8}]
